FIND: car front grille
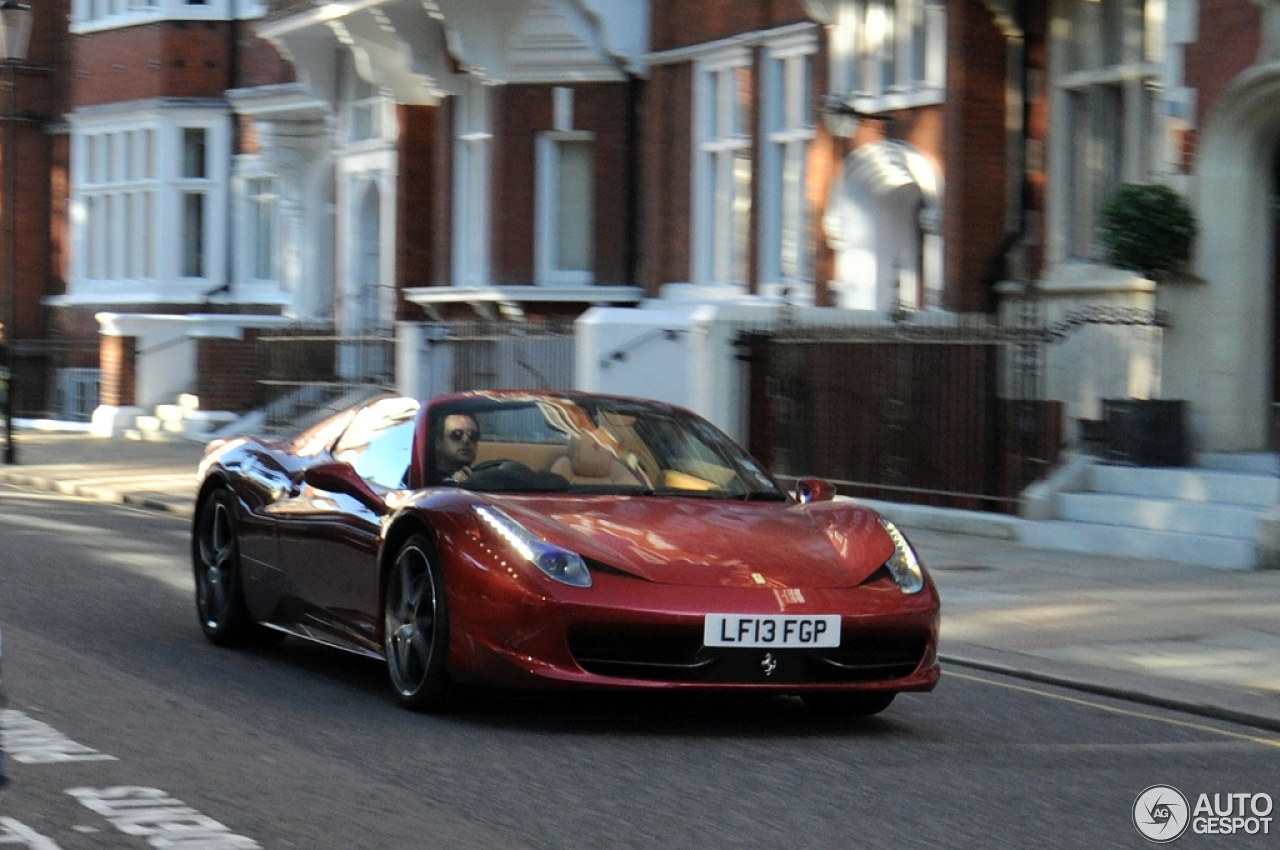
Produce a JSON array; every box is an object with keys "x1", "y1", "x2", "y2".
[{"x1": 567, "y1": 626, "x2": 927, "y2": 684}]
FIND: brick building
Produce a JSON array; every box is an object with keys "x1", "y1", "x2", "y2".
[
  {"x1": 3, "y1": 0, "x2": 1277, "y2": 456},
  {"x1": 1, "y1": 0, "x2": 72, "y2": 422},
  {"x1": 38, "y1": 0, "x2": 303, "y2": 422}
]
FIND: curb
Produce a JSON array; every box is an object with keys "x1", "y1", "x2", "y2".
[
  {"x1": 940, "y1": 653, "x2": 1280, "y2": 734},
  {"x1": 0, "y1": 472, "x2": 194, "y2": 519},
  {"x1": 121, "y1": 494, "x2": 194, "y2": 519},
  {"x1": 841, "y1": 496, "x2": 1021, "y2": 540}
]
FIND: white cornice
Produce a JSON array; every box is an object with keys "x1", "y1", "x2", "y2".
[
  {"x1": 260, "y1": 0, "x2": 643, "y2": 102},
  {"x1": 798, "y1": 0, "x2": 835, "y2": 25},
  {"x1": 94, "y1": 312, "x2": 297, "y2": 339},
  {"x1": 644, "y1": 22, "x2": 817, "y2": 69},
  {"x1": 226, "y1": 83, "x2": 331, "y2": 121},
  {"x1": 69, "y1": 99, "x2": 229, "y2": 124},
  {"x1": 256, "y1": 0, "x2": 392, "y2": 39},
  {"x1": 500, "y1": 0, "x2": 632, "y2": 83}
]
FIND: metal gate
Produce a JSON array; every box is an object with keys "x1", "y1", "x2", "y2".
[
  {"x1": 255, "y1": 320, "x2": 576, "y2": 432},
  {"x1": 446, "y1": 321, "x2": 575, "y2": 391},
  {"x1": 741, "y1": 320, "x2": 1059, "y2": 512},
  {"x1": 255, "y1": 325, "x2": 396, "y2": 432},
  {"x1": 741, "y1": 304, "x2": 1168, "y2": 512},
  {"x1": 412, "y1": 319, "x2": 576, "y2": 398},
  {"x1": 3, "y1": 340, "x2": 102, "y2": 421}
]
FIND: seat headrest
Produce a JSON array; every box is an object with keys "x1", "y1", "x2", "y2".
[{"x1": 568, "y1": 431, "x2": 616, "y2": 478}]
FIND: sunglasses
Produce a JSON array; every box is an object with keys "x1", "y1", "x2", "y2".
[{"x1": 447, "y1": 429, "x2": 480, "y2": 443}]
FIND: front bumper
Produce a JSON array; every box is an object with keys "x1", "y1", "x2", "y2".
[{"x1": 442, "y1": 555, "x2": 941, "y2": 694}]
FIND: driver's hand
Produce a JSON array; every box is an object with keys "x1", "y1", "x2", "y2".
[{"x1": 448, "y1": 465, "x2": 472, "y2": 483}]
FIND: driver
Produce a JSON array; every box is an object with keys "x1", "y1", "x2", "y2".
[{"x1": 436, "y1": 413, "x2": 480, "y2": 483}]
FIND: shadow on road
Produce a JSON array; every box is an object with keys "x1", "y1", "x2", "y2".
[{"x1": 254, "y1": 637, "x2": 916, "y2": 739}]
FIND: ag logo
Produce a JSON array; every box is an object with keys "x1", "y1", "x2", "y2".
[{"x1": 1133, "y1": 785, "x2": 1190, "y2": 843}]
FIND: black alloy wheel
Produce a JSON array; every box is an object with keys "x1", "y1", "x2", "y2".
[
  {"x1": 192, "y1": 488, "x2": 271, "y2": 646},
  {"x1": 384, "y1": 535, "x2": 454, "y2": 711}
]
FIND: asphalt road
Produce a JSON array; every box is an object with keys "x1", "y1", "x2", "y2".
[{"x1": 1, "y1": 484, "x2": 1278, "y2": 849}]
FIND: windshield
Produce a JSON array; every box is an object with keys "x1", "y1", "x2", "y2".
[{"x1": 426, "y1": 395, "x2": 786, "y2": 500}]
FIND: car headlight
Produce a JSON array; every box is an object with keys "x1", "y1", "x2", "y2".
[
  {"x1": 473, "y1": 505, "x2": 592, "y2": 588},
  {"x1": 878, "y1": 518, "x2": 924, "y2": 594}
]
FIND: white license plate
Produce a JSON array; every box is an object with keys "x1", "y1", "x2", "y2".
[{"x1": 703, "y1": 614, "x2": 841, "y2": 648}]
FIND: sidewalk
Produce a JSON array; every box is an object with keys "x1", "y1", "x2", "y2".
[
  {"x1": 0, "y1": 429, "x2": 205, "y2": 517},
  {"x1": 2, "y1": 429, "x2": 1279, "y2": 731}
]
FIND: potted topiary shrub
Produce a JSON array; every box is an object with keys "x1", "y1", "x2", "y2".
[
  {"x1": 1099, "y1": 182, "x2": 1197, "y2": 280},
  {"x1": 1095, "y1": 182, "x2": 1197, "y2": 466}
]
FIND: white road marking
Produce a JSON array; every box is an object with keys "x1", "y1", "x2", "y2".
[
  {"x1": 68, "y1": 787, "x2": 261, "y2": 849},
  {"x1": 0, "y1": 818, "x2": 62, "y2": 850},
  {"x1": 0, "y1": 710, "x2": 116, "y2": 764},
  {"x1": 3, "y1": 712, "x2": 261, "y2": 848}
]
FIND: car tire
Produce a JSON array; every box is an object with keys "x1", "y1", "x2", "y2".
[
  {"x1": 802, "y1": 691, "x2": 896, "y2": 717},
  {"x1": 384, "y1": 534, "x2": 455, "y2": 711},
  {"x1": 193, "y1": 488, "x2": 275, "y2": 647}
]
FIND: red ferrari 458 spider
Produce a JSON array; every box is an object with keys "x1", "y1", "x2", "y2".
[{"x1": 192, "y1": 390, "x2": 939, "y2": 715}]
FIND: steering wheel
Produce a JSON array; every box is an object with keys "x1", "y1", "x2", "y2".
[{"x1": 470, "y1": 459, "x2": 531, "y2": 474}]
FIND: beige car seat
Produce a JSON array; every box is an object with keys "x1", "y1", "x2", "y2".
[{"x1": 550, "y1": 430, "x2": 642, "y2": 486}]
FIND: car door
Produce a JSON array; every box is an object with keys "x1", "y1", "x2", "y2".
[{"x1": 270, "y1": 397, "x2": 419, "y2": 652}]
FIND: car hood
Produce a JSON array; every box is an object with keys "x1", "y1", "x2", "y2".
[{"x1": 493, "y1": 496, "x2": 897, "y2": 589}]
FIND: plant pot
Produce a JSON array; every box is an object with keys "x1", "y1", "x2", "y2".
[{"x1": 1102, "y1": 398, "x2": 1188, "y2": 467}]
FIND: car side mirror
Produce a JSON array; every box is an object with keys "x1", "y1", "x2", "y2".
[
  {"x1": 794, "y1": 477, "x2": 836, "y2": 504},
  {"x1": 304, "y1": 462, "x2": 388, "y2": 513}
]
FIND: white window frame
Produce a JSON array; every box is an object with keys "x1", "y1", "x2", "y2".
[
  {"x1": 693, "y1": 46, "x2": 753, "y2": 288},
  {"x1": 1048, "y1": 0, "x2": 1165, "y2": 265},
  {"x1": 453, "y1": 78, "x2": 493, "y2": 289},
  {"x1": 536, "y1": 131, "x2": 596, "y2": 286},
  {"x1": 829, "y1": 0, "x2": 945, "y2": 112},
  {"x1": 228, "y1": 149, "x2": 294, "y2": 307},
  {"x1": 177, "y1": 126, "x2": 212, "y2": 280},
  {"x1": 237, "y1": 165, "x2": 278, "y2": 285},
  {"x1": 71, "y1": 0, "x2": 266, "y2": 34},
  {"x1": 76, "y1": 127, "x2": 160, "y2": 284},
  {"x1": 348, "y1": 173, "x2": 387, "y2": 334},
  {"x1": 68, "y1": 107, "x2": 229, "y2": 303},
  {"x1": 760, "y1": 30, "x2": 818, "y2": 299}
]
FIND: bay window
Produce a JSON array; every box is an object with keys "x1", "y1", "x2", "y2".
[{"x1": 71, "y1": 110, "x2": 229, "y2": 299}]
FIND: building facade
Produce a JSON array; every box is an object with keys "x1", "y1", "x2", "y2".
[
  {"x1": 4, "y1": 0, "x2": 1277, "y2": 459},
  {"x1": 2, "y1": 0, "x2": 72, "y2": 421}
]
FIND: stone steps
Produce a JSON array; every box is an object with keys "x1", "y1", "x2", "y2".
[
  {"x1": 1029, "y1": 455, "x2": 1279, "y2": 570},
  {"x1": 1057, "y1": 491, "x2": 1260, "y2": 538},
  {"x1": 1022, "y1": 517, "x2": 1258, "y2": 569},
  {"x1": 126, "y1": 394, "x2": 237, "y2": 443}
]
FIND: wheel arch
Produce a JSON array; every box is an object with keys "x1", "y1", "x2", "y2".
[
  {"x1": 377, "y1": 515, "x2": 440, "y2": 643},
  {"x1": 194, "y1": 472, "x2": 237, "y2": 516}
]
